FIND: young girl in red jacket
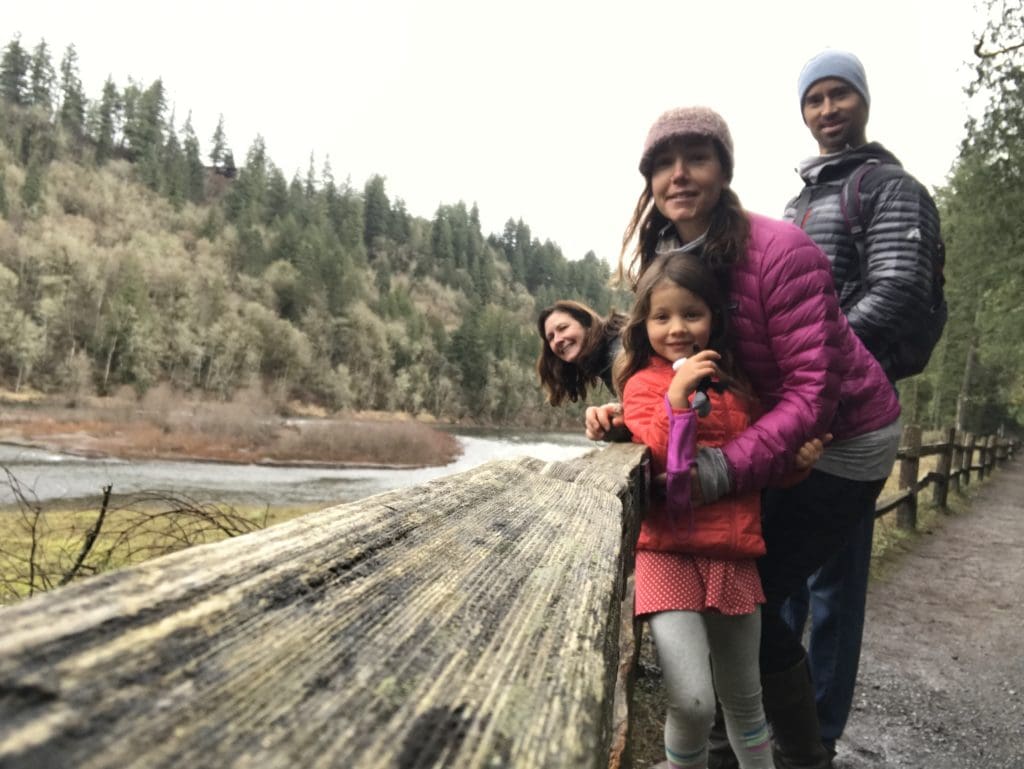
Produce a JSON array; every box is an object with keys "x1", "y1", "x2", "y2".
[{"x1": 614, "y1": 251, "x2": 819, "y2": 769}]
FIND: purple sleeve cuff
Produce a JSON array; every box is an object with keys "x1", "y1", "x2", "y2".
[{"x1": 664, "y1": 396, "x2": 697, "y2": 513}]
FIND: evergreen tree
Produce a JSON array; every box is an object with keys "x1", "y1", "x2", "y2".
[
  {"x1": 265, "y1": 166, "x2": 290, "y2": 223},
  {"x1": 58, "y1": 44, "x2": 86, "y2": 139},
  {"x1": 20, "y1": 158, "x2": 43, "y2": 209},
  {"x1": 118, "y1": 81, "x2": 139, "y2": 154},
  {"x1": 500, "y1": 218, "x2": 531, "y2": 285},
  {"x1": 161, "y1": 111, "x2": 186, "y2": 207},
  {"x1": 209, "y1": 114, "x2": 227, "y2": 169},
  {"x1": 363, "y1": 174, "x2": 390, "y2": 247},
  {"x1": 326, "y1": 176, "x2": 364, "y2": 252},
  {"x1": 0, "y1": 35, "x2": 29, "y2": 106},
  {"x1": 181, "y1": 112, "x2": 205, "y2": 202},
  {"x1": 430, "y1": 209, "x2": 455, "y2": 279},
  {"x1": 449, "y1": 303, "x2": 491, "y2": 416},
  {"x1": 389, "y1": 198, "x2": 411, "y2": 244},
  {"x1": 29, "y1": 39, "x2": 56, "y2": 111},
  {"x1": 472, "y1": 244, "x2": 496, "y2": 303},
  {"x1": 221, "y1": 149, "x2": 236, "y2": 178},
  {"x1": 305, "y1": 152, "x2": 317, "y2": 197},
  {"x1": 123, "y1": 78, "x2": 166, "y2": 162},
  {"x1": 287, "y1": 173, "x2": 306, "y2": 217},
  {"x1": 224, "y1": 135, "x2": 268, "y2": 223},
  {"x1": 94, "y1": 77, "x2": 120, "y2": 164}
]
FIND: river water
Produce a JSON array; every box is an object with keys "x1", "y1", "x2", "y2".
[{"x1": 0, "y1": 429, "x2": 598, "y2": 509}]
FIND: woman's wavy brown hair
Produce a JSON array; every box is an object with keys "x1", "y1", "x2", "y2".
[{"x1": 536, "y1": 300, "x2": 626, "y2": 406}]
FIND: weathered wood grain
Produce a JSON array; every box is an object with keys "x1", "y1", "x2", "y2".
[{"x1": 0, "y1": 442, "x2": 648, "y2": 769}]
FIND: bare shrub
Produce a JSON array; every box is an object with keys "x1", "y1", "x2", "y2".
[
  {"x1": 273, "y1": 419, "x2": 460, "y2": 466},
  {"x1": 0, "y1": 468, "x2": 267, "y2": 605},
  {"x1": 140, "y1": 382, "x2": 180, "y2": 431}
]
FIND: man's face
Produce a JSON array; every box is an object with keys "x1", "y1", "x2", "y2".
[{"x1": 801, "y1": 77, "x2": 869, "y2": 154}]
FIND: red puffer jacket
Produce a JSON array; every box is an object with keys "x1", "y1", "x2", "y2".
[{"x1": 623, "y1": 356, "x2": 765, "y2": 560}]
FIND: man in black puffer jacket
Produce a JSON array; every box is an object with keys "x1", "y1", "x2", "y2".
[
  {"x1": 708, "y1": 50, "x2": 945, "y2": 769},
  {"x1": 784, "y1": 51, "x2": 943, "y2": 382},
  {"x1": 781, "y1": 49, "x2": 943, "y2": 763}
]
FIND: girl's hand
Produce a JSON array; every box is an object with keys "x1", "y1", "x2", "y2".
[{"x1": 667, "y1": 350, "x2": 720, "y2": 410}]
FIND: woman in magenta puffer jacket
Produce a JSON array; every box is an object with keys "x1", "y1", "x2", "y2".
[{"x1": 617, "y1": 106, "x2": 900, "y2": 769}]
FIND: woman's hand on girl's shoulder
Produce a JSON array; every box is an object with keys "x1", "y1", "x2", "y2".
[{"x1": 668, "y1": 350, "x2": 720, "y2": 410}]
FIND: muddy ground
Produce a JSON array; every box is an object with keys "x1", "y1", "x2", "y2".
[{"x1": 631, "y1": 457, "x2": 1024, "y2": 769}]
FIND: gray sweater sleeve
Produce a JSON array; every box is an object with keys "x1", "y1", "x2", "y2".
[{"x1": 695, "y1": 446, "x2": 733, "y2": 505}]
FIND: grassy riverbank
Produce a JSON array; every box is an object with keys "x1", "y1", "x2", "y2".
[
  {"x1": 0, "y1": 386, "x2": 467, "y2": 604},
  {"x1": 0, "y1": 496, "x2": 327, "y2": 605}
]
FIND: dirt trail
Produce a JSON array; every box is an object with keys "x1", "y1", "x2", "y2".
[{"x1": 837, "y1": 457, "x2": 1024, "y2": 768}]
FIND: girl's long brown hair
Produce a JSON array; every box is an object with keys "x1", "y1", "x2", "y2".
[
  {"x1": 536, "y1": 300, "x2": 626, "y2": 406},
  {"x1": 612, "y1": 252, "x2": 749, "y2": 401}
]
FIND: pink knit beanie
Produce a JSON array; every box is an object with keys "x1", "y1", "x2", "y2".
[{"x1": 638, "y1": 106, "x2": 734, "y2": 180}]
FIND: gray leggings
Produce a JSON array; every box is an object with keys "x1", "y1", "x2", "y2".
[{"x1": 648, "y1": 609, "x2": 773, "y2": 769}]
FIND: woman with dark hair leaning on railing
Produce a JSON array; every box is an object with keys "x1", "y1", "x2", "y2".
[{"x1": 537, "y1": 300, "x2": 631, "y2": 440}]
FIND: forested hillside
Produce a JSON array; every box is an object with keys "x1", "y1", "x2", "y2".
[
  {"x1": 1, "y1": 13, "x2": 1022, "y2": 436},
  {"x1": 0, "y1": 35, "x2": 627, "y2": 426}
]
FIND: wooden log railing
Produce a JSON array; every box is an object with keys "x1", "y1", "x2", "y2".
[
  {"x1": 1, "y1": 423, "x2": 1017, "y2": 768},
  {"x1": 0, "y1": 443, "x2": 650, "y2": 769}
]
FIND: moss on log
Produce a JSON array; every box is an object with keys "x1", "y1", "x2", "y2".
[{"x1": 0, "y1": 442, "x2": 648, "y2": 769}]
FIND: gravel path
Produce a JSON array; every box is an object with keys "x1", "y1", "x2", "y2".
[{"x1": 836, "y1": 456, "x2": 1024, "y2": 768}]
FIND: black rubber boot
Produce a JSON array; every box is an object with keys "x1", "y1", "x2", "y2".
[{"x1": 762, "y1": 656, "x2": 832, "y2": 769}]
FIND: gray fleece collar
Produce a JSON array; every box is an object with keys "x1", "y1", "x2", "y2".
[{"x1": 796, "y1": 141, "x2": 901, "y2": 184}]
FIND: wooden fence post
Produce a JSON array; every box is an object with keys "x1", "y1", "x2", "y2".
[
  {"x1": 933, "y1": 426, "x2": 956, "y2": 509},
  {"x1": 962, "y1": 433, "x2": 976, "y2": 486},
  {"x1": 978, "y1": 434, "x2": 992, "y2": 481},
  {"x1": 986, "y1": 435, "x2": 999, "y2": 475},
  {"x1": 997, "y1": 438, "x2": 1008, "y2": 465},
  {"x1": 950, "y1": 430, "x2": 963, "y2": 495},
  {"x1": 897, "y1": 424, "x2": 921, "y2": 530}
]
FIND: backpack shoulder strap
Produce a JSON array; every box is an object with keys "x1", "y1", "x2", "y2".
[
  {"x1": 839, "y1": 159, "x2": 881, "y2": 241},
  {"x1": 839, "y1": 159, "x2": 909, "y2": 277},
  {"x1": 788, "y1": 185, "x2": 815, "y2": 230}
]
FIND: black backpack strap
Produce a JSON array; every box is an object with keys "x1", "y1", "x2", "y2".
[
  {"x1": 839, "y1": 159, "x2": 911, "y2": 282},
  {"x1": 789, "y1": 184, "x2": 815, "y2": 230},
  {"x1": 838, "y1": 160, "x2": 880, "y2": 278}
]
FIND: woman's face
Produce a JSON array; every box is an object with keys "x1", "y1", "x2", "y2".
[
  {"x1": 544, "y1": 310, "x2": 587, "y2": 363},
  {"x1": 650, "y1": 137, "x2": 727, "y2": 243}
]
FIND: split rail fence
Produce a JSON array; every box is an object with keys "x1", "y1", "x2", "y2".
[{"x1": 878, "y1": 427, "x2": 1018, "y2": 530}]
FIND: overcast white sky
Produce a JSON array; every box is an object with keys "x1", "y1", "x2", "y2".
[{"x1": 9, "y1": 0, "x2": 983, "y2": 267}]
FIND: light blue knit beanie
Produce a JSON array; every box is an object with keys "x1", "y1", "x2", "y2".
[{"x1": 797, "y1": 49, "x2": 870, "y2": 108}]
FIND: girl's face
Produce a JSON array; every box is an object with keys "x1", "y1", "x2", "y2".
[
  {"x1": 650, "y1": 137, "x2": 727, "y2": 243},
  {"x1": 645, "y1": 280, "x2": 713, "y2": 363},
  {"x1": 544, "y1": 310, "x2": 586, "y2": 363}
]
